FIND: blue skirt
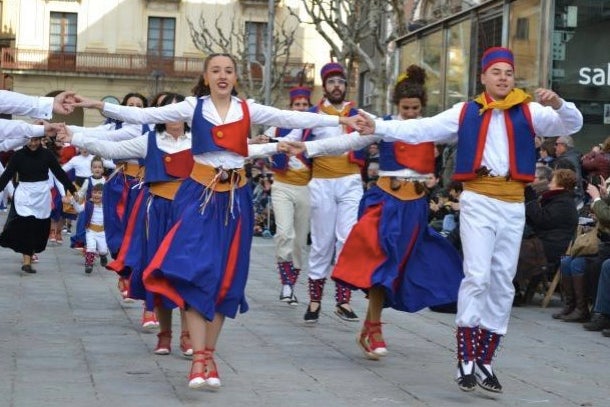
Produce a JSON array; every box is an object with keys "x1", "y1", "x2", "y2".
[
  {"x1": 128, "y1": 193, "x2": 177, "y2": 309},
  {"x1": 332, "y1": 185, "x2": 464, "y2": 312},
  {"x1": 107, "y1": 186, "x2": 148, "y2": 280},
  {"x1": 103, "y1": 174, "x2": 141, "y2": 256},
  {"x1": 143, "y1": 178, "x2": 253, "y2": 321}
]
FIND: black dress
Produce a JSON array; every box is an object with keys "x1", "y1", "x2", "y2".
[{"x1": 0, "y1": 146, "x2": 76, "y2": 255}]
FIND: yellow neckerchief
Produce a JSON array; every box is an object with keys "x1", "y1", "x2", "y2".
[
  {"x1": 474, "y1": 88, "x2": 532, "y2": 115},
  {"x1": 318, "y1": 100, "x2": 354, "y2": 117}
]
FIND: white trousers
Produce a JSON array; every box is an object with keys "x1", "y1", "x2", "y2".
[
  {"x1": 271, "y1": 181, "x2": 310, "y2": 269},
  {"x1": 86, "y1": 229, "x2": 108, "y2": 255},
  {"x1": 308, "y1": 174, "x2": 363, "y2": 280},
  {"x1": 455, "y1": 190, "x2": 524, "y2": 335}
]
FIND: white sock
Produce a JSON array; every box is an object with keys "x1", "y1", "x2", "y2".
[{"x1": 456, "y1": 361, "x2": 474, "y2": 379}]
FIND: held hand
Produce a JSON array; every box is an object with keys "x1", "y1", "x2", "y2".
[
  {"x1": 61, "y1": 195, "x2": 72, "y2": 204},
  {"x1": 357, "y1": 111, "x2": 376, "y2": 135},
  {"x1": 70, "y1": 94, "x2": 104, "y2": 110},
  {"x1": 534, "y1": 88, "x2": 562, "y2": 110},
  {"x1": 277, "y1": 140, "x2": 306, "y2": 156},
  {"x1": 53, "y1": 91, "x2": 76, "y2": 115},
  {"x1": 340, "y1": 115, "x2": 364, "y2": 132},
  {"x1": 55, "y1": 123, "x2": 73, "y2": 144},
  {"x1": 249, "y1": 134, "x2": 270, "y2": 144},
  {"x1": 42, "y1": 121, "x2": 63, "y2": 138}
]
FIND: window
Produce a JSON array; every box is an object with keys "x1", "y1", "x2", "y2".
[
  {"x1": 246, "y1": 21, "x2": 267, "y2": 63},
  {"x1": 147, "y1": 17, "x2": 175, "y2": 58},
  {"x1": 515, "y1": 17, "x2": 530, "y2": 40},
  {"x1": 49, "y1": 12, "x2": 77, "y2": 53}
]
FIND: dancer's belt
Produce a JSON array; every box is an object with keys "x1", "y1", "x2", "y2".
[
  {"x1": 149, "y1": 181, "x2": 182, "y2": 200},
  {"x1": 376, "y1": 176, "x2": 426, "y2": 201},
  {"x1": 119, "y1": 162, "x2": 141, "y2": 178},
  {"x1": 88, "y1": 224, "x2": 104, "y2": 232},
  {"x1": 463, "y1": 176, "x2": 525, "y2": 203},
  {"x1": 190, "y1": 162, "x2": 247, "y2": 192}
]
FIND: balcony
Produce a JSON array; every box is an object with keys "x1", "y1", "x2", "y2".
[
  {"x1": 239, "y1": 0, "x2": 280, "y2": 7},
  {"x1": 1, "y1": 48, "x2": 204, "y2": 79},
  {"x1": 0, "y1": 48, "x2": 314, "y2": 85}
]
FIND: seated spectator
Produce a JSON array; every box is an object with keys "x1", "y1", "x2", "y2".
[
  {"x1": 537, "y1": 139, "x2": 556, "y2": 167},
  {"x1": 554, "y1": 135, "x2": 584, "y2": 207},
  {"x1": 521, "y1": 169, "x2": 579, "y2": 305}
]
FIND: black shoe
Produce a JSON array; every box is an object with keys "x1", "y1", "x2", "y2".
[
  {"x1": 21, "y1": 265, "x2": 36, "y2": 274},
  {"x1": 475, "y1": 361, "x2": 503, "y2": 393},
  {"x1": 335, "y1": 303, "x2": 359, "y2": 321},
  {"x1": 456, "y1": 362, "x2": 477, "y2": 392},
  {"x1": 602, "y1": 328, "x2": 610, "y2": 337},
  {"x1": 100, "y1": 255, "x2": 108, "y2": 267},
  {"x1": 85, "y1": 266, "x2": 93, "y2": 274},
  {"x1": 304, "y1": 302, "x2": 321, "y2": 323},
  {"x1": 583, "y1": 313, "x2": 610, "y2": 331}
]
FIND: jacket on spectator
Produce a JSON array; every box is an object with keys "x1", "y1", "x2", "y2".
[{"x1": 525, "y1": 189, "x2": 579, "y2": 267}]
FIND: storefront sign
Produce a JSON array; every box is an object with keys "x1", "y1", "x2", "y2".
[{"x1": 579, "y1": 63, "x2": 610, "y2": 86}]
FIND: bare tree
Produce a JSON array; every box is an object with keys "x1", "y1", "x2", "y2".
[
  {"x1": 187, "y1": 12, "x2": 302, "y2": 106},
  {"x1": 290, "y1": 0, "x2": 407, "y2": 114}
]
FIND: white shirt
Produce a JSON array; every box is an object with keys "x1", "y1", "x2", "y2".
[
  {"x1": 0, "y1": 90, "x2": 53, "y2": 119},
  {"x1": 62, "y1": 154, "x2": 116, "y2": 177},
  {"x1": 102, "y1": 96, "x2": 340, "y2": 169},
  {"x1": 374, "y1": 100, "x2": 583, "y2": 178},
  {"x1": 71, "y1": 130, "x2": 278, "y2": 161},
  {"x1": 0, "y1": 119, "x2": 46, "y2": 140},
  {"x1": 77, "y1": 176, "x2": 106, "y2": 201}
]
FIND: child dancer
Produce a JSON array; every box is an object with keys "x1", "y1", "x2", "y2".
[{"x1": 64, "y1": 183, "x2": 108, "y2": 273}]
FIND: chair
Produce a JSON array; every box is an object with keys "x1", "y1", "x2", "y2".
[{"x1": 541, "y1": 267, "x2": 561, "y2": 308}]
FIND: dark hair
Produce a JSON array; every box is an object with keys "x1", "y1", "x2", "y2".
[
  {"x1": 92, "y1": 183, "x2": 104, "y2": 192},
  {"x1": 121, "y1": 92, "x2": 148, "y2": 108},
  {"x1": 392, "y1": 65, "x2": 427, "y2": 107},
  {"x1": 154, "y1": 93, "x2": 190, "y2": 133},
  {"x1": 90, "y1": 155, "x2": 104, "y2": 167},
  {"x1": 150, "y1": 92, "x2": 169, "y2": 108},
  {"x1": 191, "y1": 53, "x2": 239, "y2": 97}
]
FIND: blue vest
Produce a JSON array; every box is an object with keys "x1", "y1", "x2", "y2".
[
  {"x1": 453, "y1": 101, "x2": 536, "y2": 182},
  {"x1": 190, "y1": 97, "x2": 249, "y2": 156},
  {"x1": 270, "y1": 127, "x2": 310, "y2": 172},
  {"x1": 143, "y1": 131, "x2": 179, "y2": 184}
]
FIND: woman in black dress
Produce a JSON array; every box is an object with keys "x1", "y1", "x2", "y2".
[{"x1": 0, "y1": 136, "x2": 76, "y2": 273}]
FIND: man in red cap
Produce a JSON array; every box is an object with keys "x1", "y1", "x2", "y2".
[
  {"x1": 358, "y1": 47, "x2": 583, "y2": 393},
  {"x1": 283, "y1": 62, "x2": 367, "y2": 324},
  {"x1": 264, "y1": 86, "x2": 313, "y2": 305}
]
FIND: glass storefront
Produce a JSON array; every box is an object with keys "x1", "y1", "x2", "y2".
[
  {"x1": 552, "y1": 0, "x2": 610, "y2": 148},
  {"x1": 396, "y1": 0, "x2": 610, "y2": 148}
]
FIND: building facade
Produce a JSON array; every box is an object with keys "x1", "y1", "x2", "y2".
[
  {"x1": 0, "y1": 0, "x2": 332, "y2": 126},
  {"x1": 398, "y1": 0, "x2": 610, "y2": 148}
]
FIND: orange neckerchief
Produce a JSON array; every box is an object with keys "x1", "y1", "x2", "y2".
[{"x1": 475, "y1": 88, "x2": 532, "y2": 115}]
